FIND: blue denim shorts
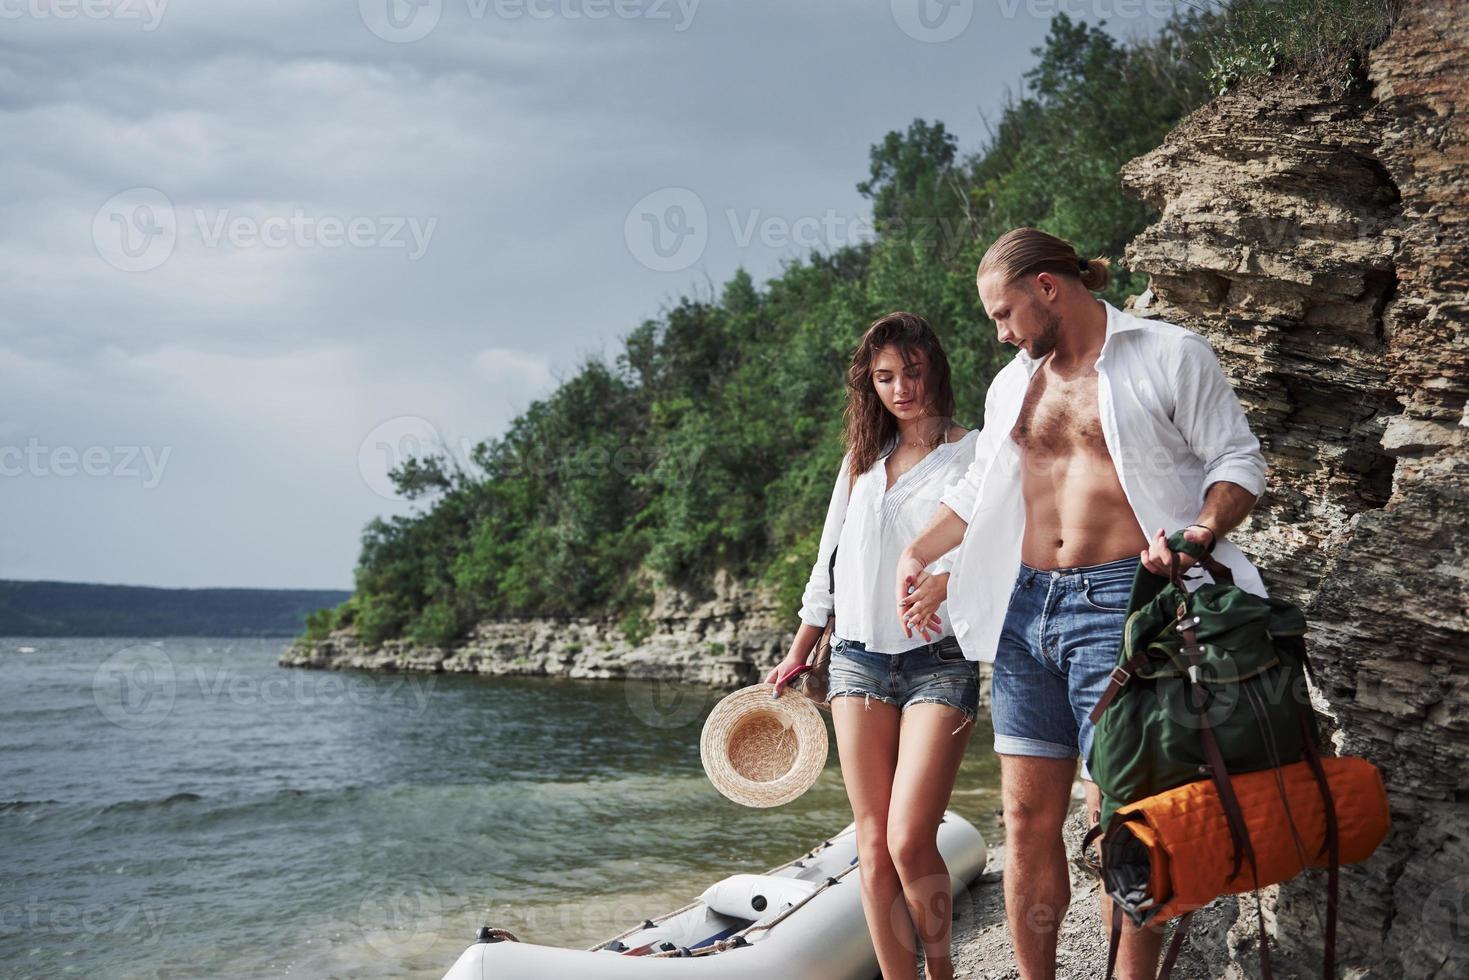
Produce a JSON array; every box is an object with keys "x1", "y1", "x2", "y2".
[
  {"x1": 990, "y1": 554, "x2": 1140, "y2": 780},
  {"x1": 824, "y1": 635, "x2": 980, "y2": 736}
]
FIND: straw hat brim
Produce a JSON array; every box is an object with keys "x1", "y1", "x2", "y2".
[{"x1": 700, "y1": 683, "x2": 829, "y2": 808}]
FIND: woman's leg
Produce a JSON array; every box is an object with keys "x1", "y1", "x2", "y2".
[
  {"x1": 887, "y1": 703, "x2": 973, "y2": 980},
  {"x1": 831, "y1": 694, "x2": 915, "y2": 980}
]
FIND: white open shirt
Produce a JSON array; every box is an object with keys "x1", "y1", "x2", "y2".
[
  {"x1": 939, "y1": 300, "x2": 1270, "y2": 663},
  {"x1": 797, "y1": 428, "x2": 981, "y2": 654}
]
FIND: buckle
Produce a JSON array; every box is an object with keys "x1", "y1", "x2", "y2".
[
  {"x1": 1174, "y1": 614, "x2": 1201, "y2": 633},
  {"x1": 1109, "y1": 666, "x2": 1132, "y2": 687}
]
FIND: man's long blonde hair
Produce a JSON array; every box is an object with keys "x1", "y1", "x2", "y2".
[{"x1": 978, "y1": 227, "x2": 1110, "y2": 293}]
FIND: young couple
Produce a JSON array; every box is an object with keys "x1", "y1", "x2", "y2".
[{"x1": 766, "y1": 227, "x2": 1269, "y2": 980}]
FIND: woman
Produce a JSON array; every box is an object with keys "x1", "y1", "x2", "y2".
[{"x1": 764, "y1": 311, "x2": 980, "y2": 980}]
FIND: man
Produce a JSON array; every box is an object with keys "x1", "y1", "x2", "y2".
[{"x1": 895, "y1": 228, "x2": 1269, "y2": 979}]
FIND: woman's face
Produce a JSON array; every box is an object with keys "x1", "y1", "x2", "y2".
[{"x1": 869, "y1": 345, "x2": 930, "y2": 422}]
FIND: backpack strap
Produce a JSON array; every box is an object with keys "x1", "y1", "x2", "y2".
[
  {"x1": 1158, "y1": 911, "x2": 1194, "y2": 978},
  {"x1": 1180, "y1": 611, "x2": 1255, "y2": 883},
  {"x1": 1088, "y1": 643, "x2": 1152, "y2": 725},
  {"x1": 1298, "y1": 712, "x2": 1340, "y2": 979},
  {"x1": 1105, "y1": 904, "x2": 1123, "y2": 980}
]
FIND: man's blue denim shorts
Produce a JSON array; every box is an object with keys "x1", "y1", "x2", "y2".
[
  {"x1": 824, "y1": 634, "x2": 979, "y2": 736},
  {"x1": 990, "y1": 554, "x2": 1140, "y2": 780}
]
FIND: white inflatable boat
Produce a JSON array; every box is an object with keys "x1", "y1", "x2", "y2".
[{"x1": 440, "y1": 809, "x2": 987, "y2": 979}]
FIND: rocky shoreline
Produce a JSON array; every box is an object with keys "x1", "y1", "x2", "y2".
[
  {"x1": 278, "y1": 568, "x2": 997, "y2": 700},
  {"x1": 280, "y1": 569, "x2": 793, "y2": 687}
]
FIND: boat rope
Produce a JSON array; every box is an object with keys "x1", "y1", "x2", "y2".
[
  {"x1": 640, "y1": 860, "x2": 862, "y2": 959},
  {"x1": 587, "y1": 837, "x2": 848, "y2": 953}
]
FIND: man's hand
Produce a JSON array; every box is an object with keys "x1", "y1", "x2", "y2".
[
  {"x1": 1139, "y1": 525, "x2": 1215, "y2": 577},
  {"x1": 898, "y1": 571, "x2": 947, "y2": 642}
]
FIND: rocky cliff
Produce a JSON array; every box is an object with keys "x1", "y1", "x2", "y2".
[
  {"x1": 281, "y1": 568, "x2": 790, "y2": 687},
  {"x1": 1120, "y1": 2, "x2": 1467, "y2": 975}
]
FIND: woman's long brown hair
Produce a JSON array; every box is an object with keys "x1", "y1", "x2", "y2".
[{"x1": 842, "y1": 311, "x2": 956, "y2": 481}]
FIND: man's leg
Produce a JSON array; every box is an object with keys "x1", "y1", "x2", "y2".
[
  {"x1": 1066, "y1": 558, "x2": 1167, "y2": 979},
  {"x1": 991, "y1": 564, "x2": 1080, "y2": 979},
  {"x1": 1000, "y1": 754, "x2": 1077, "y2": 980},
  {"x1": 1084, "y1": 780, "x2": 1167, "y2": 980}
]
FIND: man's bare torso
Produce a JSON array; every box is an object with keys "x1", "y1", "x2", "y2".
[{"x1": 1009, "y1": 355, "x2": 1148, "y2": 569}]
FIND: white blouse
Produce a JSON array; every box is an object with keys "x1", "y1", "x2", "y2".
[{"x1": 797, "y1": 429, "x2": 980, "y2": 655}]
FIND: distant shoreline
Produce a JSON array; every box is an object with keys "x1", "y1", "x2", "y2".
[{"x1": 0, "y1": 580, "x2": 350, "y2": 638}]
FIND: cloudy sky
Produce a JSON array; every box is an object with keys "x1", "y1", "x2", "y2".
[{"x1": 1, "y1": 0, "x2": 1173, "y2": 590}]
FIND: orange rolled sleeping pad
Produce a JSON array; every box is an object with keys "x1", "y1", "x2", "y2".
[{"x1": 1102, "y1": 757, "x2": 1389, "y2": 925}]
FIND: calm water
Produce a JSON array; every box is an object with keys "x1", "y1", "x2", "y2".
[{"x1": 1, "y1": 637, "x2": 1001, "y2": 979}]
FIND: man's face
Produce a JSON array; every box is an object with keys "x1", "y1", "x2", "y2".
[{"x1": 978, "y1": 271, "x2": 1061, "y2": 358}]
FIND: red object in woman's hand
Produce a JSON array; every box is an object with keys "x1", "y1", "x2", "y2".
[{"x1": 773, "y1": 662, "x2": 811, "y2": 698}]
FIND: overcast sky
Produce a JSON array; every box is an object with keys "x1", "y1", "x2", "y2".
[{"x1": 1, "y1": 0, "x2": 1175, "y2": 590}]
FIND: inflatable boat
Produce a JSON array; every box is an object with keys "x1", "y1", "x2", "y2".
[{"x1": 440, "y1": 809, "x2": 986, "y2": 979}]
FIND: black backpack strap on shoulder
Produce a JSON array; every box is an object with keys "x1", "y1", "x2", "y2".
[{"x1": 1298, "y1": 713, "x2": 1340, "y2": 979}]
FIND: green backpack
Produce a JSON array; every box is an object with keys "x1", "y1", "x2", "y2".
[
  {"x1": 1084, "y1": 530, "x2": 1337, "y2": 980},
  {"x1": 1086, "y1": 531, "x2": 1316, "y2": 827}
]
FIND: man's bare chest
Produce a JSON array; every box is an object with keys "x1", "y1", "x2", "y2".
[{"x1": 1009, "y1": 367, "x2": 1108, "y2": 456}]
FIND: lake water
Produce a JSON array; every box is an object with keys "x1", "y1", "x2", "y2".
[{"x1": 0, "y1": 637, "x2": 1001, "y2": 979}]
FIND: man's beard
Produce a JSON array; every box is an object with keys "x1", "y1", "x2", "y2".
[{"x1": 1025, "y1": 300, "x2": 1063, "y2": 358}]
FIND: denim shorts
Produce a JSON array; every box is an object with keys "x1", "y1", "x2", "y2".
[
  {"x1": 824, "y1": 635, "x2": 980, "y2": 736},
  {"x1": 990, "y1": 554, "x2": 1140, "y2": 780}
]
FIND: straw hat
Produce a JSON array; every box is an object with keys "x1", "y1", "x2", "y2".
[{"x1": 700, "y1": 683, "x2": 829, "y2": 808}]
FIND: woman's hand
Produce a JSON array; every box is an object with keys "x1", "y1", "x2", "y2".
[
  {"x1": 898, "y1": 571, "x2": 947, "y2": 642},
  {"x1": 763, "y1": 653, "x2": 810, "y2": 697},
  {"x1": 894, "y1": 552, "x2": 926, "y2": 621}
]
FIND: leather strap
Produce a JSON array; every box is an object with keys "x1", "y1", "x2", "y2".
[
  {"x1": 1181, "y1": 615, "x2": 1254, "y2": 883},
  {"x1": 1298, "y1": 712, "x2": 1340, "y2": 979},
  {"x1": 1158, "y1": 911, "x2": 1193, "y2": 978},
  {"x1": 1089, "y1": 644, "x2": 1151, "y2": 724},
  {"x1": 1104, "y1": 904, "x2": 1123, "y2": 980}
]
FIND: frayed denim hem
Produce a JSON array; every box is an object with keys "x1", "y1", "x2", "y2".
[
  {"x1": 902, "y1": 697, "x2": 977, "y2": 736},
  {"x1": 826, "y1": 690, "x2": 901, "y2": 713}
]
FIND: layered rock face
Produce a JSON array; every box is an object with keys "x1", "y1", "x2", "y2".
[
  {"x1": 1120, "y1": 2, "x2": 1467, "y2": 975},
  {"x1": 281, "y1": 569, "x2": 790, "y2": 687}
]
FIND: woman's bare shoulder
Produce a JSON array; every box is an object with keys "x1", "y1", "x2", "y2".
[{"x1": 947, "y1": 424, "x2": 973, "y2": 442}]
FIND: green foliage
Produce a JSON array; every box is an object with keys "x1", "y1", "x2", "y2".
[
  {"x1": 409, "y1": 599, "x2": 466, "y2": 648},
  {"x1": 325, "y1": 8, "x2": 1274, "y2": 648},
  {"x1": 1201, "y1": 0, "x2": 1403, "y2": 95},
  {"x1": 618, "y1": 605, "x2": 655, "y2": 648}
]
